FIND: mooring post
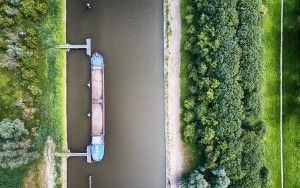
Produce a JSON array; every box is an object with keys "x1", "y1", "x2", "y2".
[{"x1": 89, "y1": 175, "x2": 92, "y2": 188}]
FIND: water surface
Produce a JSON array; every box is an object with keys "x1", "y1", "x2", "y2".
[{"x1": 66, "y1": 0, "x2": 165, "y2": 187}]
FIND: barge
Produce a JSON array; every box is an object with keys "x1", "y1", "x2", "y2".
[{"x1": 89, "y1": 52, "x2": 105, "y2": 162}]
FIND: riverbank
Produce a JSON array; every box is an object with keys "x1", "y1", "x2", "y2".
[
  {"x1": 0, "y1": 0, "x2": 67, "y2": 186},
  {"x1": 40, "y1": 0, "x2": 67, "y2": 187},
  {"x1": 164, "y1": 0, "x2": 186, "y2": 187},
  {"x1": 261, "y1": 0, "x2": 281, "y2": 187}
]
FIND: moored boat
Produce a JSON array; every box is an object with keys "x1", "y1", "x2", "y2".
[{"x1": 90, "y1": 52, "x2": 105, "y2": 161}]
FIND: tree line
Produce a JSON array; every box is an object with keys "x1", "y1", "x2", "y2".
[{"x1": 180, "y1": 0, "x2": 268, "y2": 187}]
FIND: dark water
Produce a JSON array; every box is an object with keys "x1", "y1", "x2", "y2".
[{"x1": 66, "y1": 0, "x2": 165, "y2": 187}]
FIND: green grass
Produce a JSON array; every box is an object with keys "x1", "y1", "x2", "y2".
[
  {"x1": 282, "y1": 0, "x2": 300, "y2": 186},
  {"x1": 261, "y1": 0, "x2": 281, "y2": 187},
  {"x1": 34, "y1": 0, "x2": 66, "y2": 152}
]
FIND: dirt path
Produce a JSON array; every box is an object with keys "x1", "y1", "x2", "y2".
[
  {"x1": 164, "y1": 0, "x2": 184, "y2": 187},
  {"x1": 280, "y1": 0, "x2": 284, "y2": 186}
]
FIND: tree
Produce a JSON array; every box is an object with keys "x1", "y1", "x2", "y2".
[
  {"x1": 179, "y1": 167, "x2": 230, "y2": 188},
  {"x1": 260, "y1": 166, "x2": 269, "y2": 186},
  {"x1": 6, "y1": 44, "x2": 24, "y2": 60},
  {"x1": 200, "y1": 127, "x2": 215, "y2": 145},
  {"x1": 0, "y1": 118, "x2": 38, "y2": 169},
  {"x1": 179, "y1": 170, "x2": 209, "y2": 188},
  {"x1": 20, "y1": 0, "x2": 36, "y2": 17},
  {"x1": 27, "y1": 85, "x2": 42, "y2": 96},
  {"x1": 183, "y1": 123, "x2": 196, "y2": 144},
  {"x1": 184, "y1": 97, "x2": 196, "y2": 110},
  {"x1": 9, "y1": 0, "x2": 20, "y2": 6},
  {"x1": 210, "y1": 167, "x2": 231, "y2": 188}
]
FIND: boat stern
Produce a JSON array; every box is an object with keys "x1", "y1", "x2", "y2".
[{"x1": 91, "y1": 136, "x2": 104, "y2": 161}]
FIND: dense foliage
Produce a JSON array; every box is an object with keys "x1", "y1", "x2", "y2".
[
  {"x1": 180, "y1": 0, "x2": 268, "y2": 187},
  {"x1": 0, "y1": 0, "x2": 65, "y2": 186},
  {"x1": 0, "y1": 0, "x2": 48, "y2": 164}
]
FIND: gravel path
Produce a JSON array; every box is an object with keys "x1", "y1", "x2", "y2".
[{"x1": 165, "y1": 0, "x2": 184, "y2": 187}]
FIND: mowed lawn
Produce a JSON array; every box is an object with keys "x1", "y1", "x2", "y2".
[
  {"x1": 262, "y1": 0, "x2": 281, "y2": 187},
  {"x1": 283, "y1": 0, "x2": 300, "y2": 187}
]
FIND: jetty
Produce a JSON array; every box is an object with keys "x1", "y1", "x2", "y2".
[
  {"x1": 57, "y1": 38, "x2": 91, "y2": 56},
  {"x1": 55, "y1": 146, "x2": 92, "y2": 163}
]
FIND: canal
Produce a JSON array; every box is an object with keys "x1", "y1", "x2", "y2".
[{"x1": 66, "y1": 0, "x2": 165, "y2": 187}]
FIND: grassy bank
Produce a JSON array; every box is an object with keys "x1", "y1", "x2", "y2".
[
  {"x1": 35, "y1": 0, "x2": 66, "y2": 152},
  {"x1": 261, "y1": 0, "x2": 281, "y2": 187},
  {"x1": 0, "y1": 0, "x2": 66, "y2": 186},
  {"x1": 282, "y1": 0, "x2": 300, "y2": 186}
]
